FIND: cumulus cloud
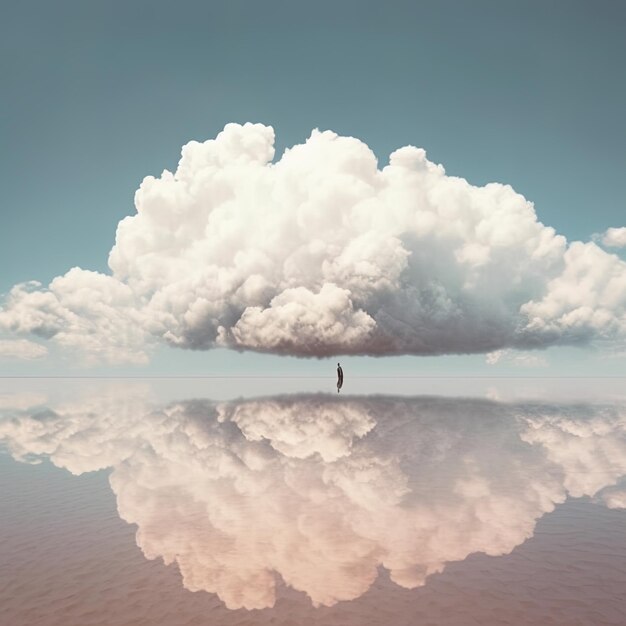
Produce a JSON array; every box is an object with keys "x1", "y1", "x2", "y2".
[
  {"x1": 599, "y1": 226, "x2": 626, "y2": 248},
  {"x1": 2, "y1": 391, "x2": 626, "y2": 609},
  {"x1": 2, "y1": 122, "x2": 626, "y2": 362},
  {"x1": 0, "y1": 338, "x2": 48, "y2": 360},
  {"x1": 0, "y1": 274, "x2": 148, "y2": 364}
]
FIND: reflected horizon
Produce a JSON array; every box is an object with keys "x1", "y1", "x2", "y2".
[{"x1": 2, "y1": 383, "x2": 626, "y2": 615}]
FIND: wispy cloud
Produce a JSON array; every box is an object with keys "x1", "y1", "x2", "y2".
[
  {"x1": 0, "y1": 338, "x2": 48, "y2": 360},
  {"x1": 485, "y1": 349, "x2": 548, "y2": 368}
]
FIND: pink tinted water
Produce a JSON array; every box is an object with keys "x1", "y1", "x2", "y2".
[
  {"x1": 1, "y1": 381, "x2": 626, "y2": 625},
  {"x1": 1, "y1": 456, "x2": 625, "y2": 626}
]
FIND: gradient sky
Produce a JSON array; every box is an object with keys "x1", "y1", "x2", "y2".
[{"x1": 2, "y1": 0, "x2": 626, "y2": 376}]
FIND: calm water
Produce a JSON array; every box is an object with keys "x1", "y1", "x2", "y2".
[{"x1": 1, "y1": 378, "x2": 625, "y2": 625}]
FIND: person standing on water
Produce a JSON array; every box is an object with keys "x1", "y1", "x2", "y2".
[{"x1": 337, "y1": 362, "x2": 344, "y2": 393}]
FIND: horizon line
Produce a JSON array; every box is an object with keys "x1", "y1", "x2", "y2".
[{"x1": 0, "y1": 375, "x2": 624, "y2": 380}]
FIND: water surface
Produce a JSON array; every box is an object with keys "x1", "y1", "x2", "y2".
[{"x1": 1, "y1": 378, "x2": 625, "y2": 625}]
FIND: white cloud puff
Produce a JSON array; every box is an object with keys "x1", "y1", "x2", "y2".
[
  {"x1": 2, "y1": 392, "x2": 626, "y2": 609},
  {"x1": 600, "y1": 226, "x2": 626, "y2": 248},
  {"x1": 2, "y1": 123, "x2": 626, "y2": 362},
  {"x1": 0, "y1": 338, "x2": 48, "y2": 360}
]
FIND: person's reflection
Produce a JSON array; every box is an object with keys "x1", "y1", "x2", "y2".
[{"x1": 337, "y1": 362, "x2": 344, "y2": 393}]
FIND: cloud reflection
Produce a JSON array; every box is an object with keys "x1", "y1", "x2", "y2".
[{"x1": 1, "y1": 391, "x2": 626, "y2": 609}]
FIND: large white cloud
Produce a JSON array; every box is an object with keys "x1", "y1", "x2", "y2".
[
  {"x1": 2, "y1": 391, "x2": 625, "y2": 609},
  {"x1": 2, "y1": 122, "x2": 626, "y2": 362}
]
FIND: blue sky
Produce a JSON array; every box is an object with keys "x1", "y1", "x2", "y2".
[{"x1": 2, "y1": 0, "x2": 626, "y2": 376}]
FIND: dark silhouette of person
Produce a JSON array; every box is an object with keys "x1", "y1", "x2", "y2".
[{"x1": 337, "y1": 362, "x2": 343, "y2": 393}]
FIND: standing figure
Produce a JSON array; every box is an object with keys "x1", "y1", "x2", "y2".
[{"x1": 337, "y1": 362, "x2": 344, "y2": 393}]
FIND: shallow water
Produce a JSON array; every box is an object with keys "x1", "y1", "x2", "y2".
[{"x1": 1, "y1": 378, "x2": 625, "y2": 625}]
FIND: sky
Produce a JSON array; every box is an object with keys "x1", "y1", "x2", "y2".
[{"x1": 1, "y1": 0, "x2": 626, "y2": 376}]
